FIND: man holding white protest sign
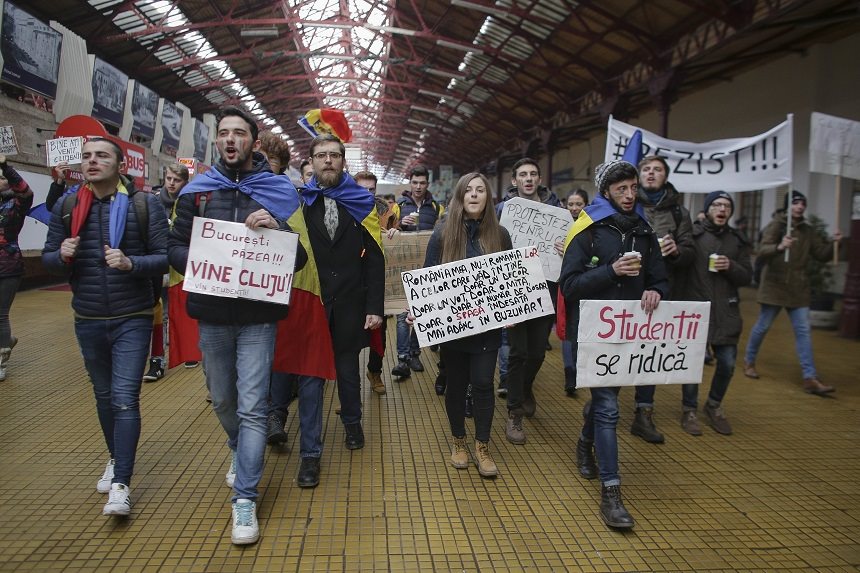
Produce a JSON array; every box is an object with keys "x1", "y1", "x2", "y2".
[
  {"x1": 496, "y1": 157, "x2": 562, "y2": 445},
  {"x1": 169, "y1": 106, "x2": 307, "y2": 546},
  {"x1": 679, "y1": 191, "x2": 752, "y2": 435},
  {"x1": 559, "y1": 159, "x2": 669, "y2": 530},
  {"x1": 405, "y1": 172, "x2": 516, "y2": 477}
]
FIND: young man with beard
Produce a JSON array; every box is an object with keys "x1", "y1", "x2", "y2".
[
  {"x1": 169, "y1": 106, "x2": 308, "y2": 545},
  {"x1": 744, "y1": 190, "x2": 841, "y2": 395},
  {"x1": 291, "y1": 135, "x2": 385, "y2": 489},
  {"x1": 680, "y1": 191, "x2": 752, "y2": 435},
  {"x1": 626, "y1": 155, "x2": 695, "y2": 444},
  {"x1": 559, "y1": 160, "x2": 668, "y2": 529},
  {"x1": 495, "y1": 158, "x2": 561, "y2": 445},
  {"x1": 42, "y1": 138, "x2": 169, "y2": 517}
]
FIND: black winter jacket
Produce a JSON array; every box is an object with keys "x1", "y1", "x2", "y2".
[
  {"x1": 424, "y1": 219, "x2": 512, "y2": 354},
  {"x1": 559, "y1": 214, "x2": 669, "y2": 335},
  {"x1": 686, "y1": 220, "x2": 752, "y2": 345},
  {"x1": 42, "y1": 182, "x2": 169, "y2": 318},
  {"x1": 168, "y1": 154, "x2": 308, "y2": 325}
]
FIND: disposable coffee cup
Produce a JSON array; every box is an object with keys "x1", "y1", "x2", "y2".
[
  {"x1": 657, "y1": 237, "x2": 666, "y2": 256},
  {"x1": 624, "y1": 251, "x2": 641, "y2": 276},
  {"x1": 709, "y1": 253, "x2": 719, "y2": 272}
]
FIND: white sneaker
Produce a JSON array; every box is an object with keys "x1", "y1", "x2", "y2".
[
  {"x1": 225, "y1": 451, "x2": 237, "y2": 488},
  {"x1": 97, "y1": 459, "x2": 115, "y2": 493},
  {"x1": 231, "y1": 499, "x2": 259, "y2": 545},
  {"x1": 103, "y1": 483, "x2": 131, "y2": 516}
]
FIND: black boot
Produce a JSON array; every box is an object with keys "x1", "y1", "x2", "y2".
[
  {"x1": 266, "y1": 411, "x2": 288, "y2": 445},
  {"x1": 297, "y1": 457, "x2": 320, "y2": 488},
  {"x1": 600, "y1": 485, "x2": 635, "y2": 529},
  {"x1": 564, "y1": 367, "x2": 577, "y2": 397},
  {"x1": 464, "y1": 385, "x2": 474, "y2": 418},
  {"x1": 576, "y1": 439, "x2": 597, "y2": 479},
  {"x1": 630, "y1": 407, "x2": 665, "y2": 444},
  {"x1": 344, "y1": 422, "x2": 365, "y2": 450}
]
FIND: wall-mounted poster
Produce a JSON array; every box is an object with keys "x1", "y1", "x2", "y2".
[
  {"x1": 161, "y1": 100, "x2": 181, "y2": 156},
  {"x1": 131, "y1": 82, "x2": 158, "y2": 139},
  {"x1": 90, "y1": 57, "x2": 128, "y2": 127},
  {"x1": 192, "y1": 119, "x2": 208, "y2": 162},
  {"x1": 0, "y1": 1, "x2": 62, "y2": 98}
]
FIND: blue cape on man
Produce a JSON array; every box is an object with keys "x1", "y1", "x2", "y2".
[
  {"x1": 301, "y1": 172, "x2": 382, "y2": 251},
  {"x1": 179, "y1": 167, "x2": 300, "y2": 221}
]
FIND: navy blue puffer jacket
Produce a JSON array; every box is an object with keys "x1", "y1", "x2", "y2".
[{"x1": 42, "y1": 182, "x2": 169, "y2": 318}]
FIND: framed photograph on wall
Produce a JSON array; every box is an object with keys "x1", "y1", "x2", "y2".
[{"x1": 0, "y1": 1, "x2": 62, "y2": 98}]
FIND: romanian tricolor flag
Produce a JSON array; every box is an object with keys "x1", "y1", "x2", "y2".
[
  {"x1": 297, "y1": 109, "x2": 352, "y2": 143},
  {"x1": 167, "y1": 266, "x2": 201, "y2": 368},
  {"x1": 563, "y1": 195, "x2": 647, "y2": 251}
]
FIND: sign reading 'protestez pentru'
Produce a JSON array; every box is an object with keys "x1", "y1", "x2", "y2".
[
  {"x1": 576, "y1": 300, "x2": 711, "y2": 388},
  {"x1": 183, "y1": 217, "x2": 298, "y2": 305},
  {"x1": 402, "y1": 246, "x2": 553, "y2": 347}
]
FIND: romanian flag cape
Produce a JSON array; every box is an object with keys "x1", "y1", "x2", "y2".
[
  {"x1": 167, "y1": 267, "x2": 202, "y2": 368},
  {"x1": 71, "y1": 181, "x2": 130, "y2": 247},
  {"x1": 273, "y1": 200, "x2": 338, "y2": 379},
  {"x1": 299, "y1": 173, "x2": 385, "y2": 359},
  {"x1": 297, "y1": 109, "x2": 352, "y2": 143},
  {"x1": 178, "y1": 166, "x2": 300, "y2": 221}
]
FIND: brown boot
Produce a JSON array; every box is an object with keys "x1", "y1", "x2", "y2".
[
  {"x1": 474, "y1": 440, "x2": 498, "y2": 477},
  {"x1": 743, "y1": 362, "x2": 760, "y2": 379},
  {"x1": 803, "y1": 378, "x2": 835, "y2": 396},
  {"x1": 450, "y1": 437, "x2": 469, "y2": 469},
  {"x1": 368, "y1": 371, "x2": 386, "y2": 395}
]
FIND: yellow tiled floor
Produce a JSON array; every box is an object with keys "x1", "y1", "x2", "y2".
[{"x1": 0, "y1": 287, "x2": 858, "y2": 572}]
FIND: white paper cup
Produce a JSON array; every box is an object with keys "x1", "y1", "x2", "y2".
[
  {"x1": 709, "y1": 253, "x2": 719, "y2": 272},
  {"x1": 624, "y1": 251, "x2": 641, "y2": 276}
]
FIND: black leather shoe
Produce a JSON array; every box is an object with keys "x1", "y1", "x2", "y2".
[
  {"x1": 344, "y1": 422, "x2": 365, "y2": 450},
  {"x1": 391, "y1": 359, "x2": 410, "y2": 379},
  {"x1": 266, "y1": 412, "x2": 288, "y2": 445},
  {"x1": 297, "y1": 457, "x2": 320, "y2": 488},
  {"x1": 434, "y1": 372, "x2": 446, "y2": 396},
  {"x1": 576, "y1": 439, "x2": 597, "y2": 480},
  {"x1": 600, "y1": 485, "x2": 635, "y2": 529},
  {"x1": 408, "y1": 356, "x2": 425, "y2": 372}
]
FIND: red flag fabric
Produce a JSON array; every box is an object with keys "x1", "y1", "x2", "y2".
[
  {"x1": 556, "y1": 286, "x2": 567, "y2": 341},
  {"x1": 167, "y1": 283, "x2": 201, "y2": 369},
  {"x1": 273, "y1": 289, "x2": 336, "y2": 379}
]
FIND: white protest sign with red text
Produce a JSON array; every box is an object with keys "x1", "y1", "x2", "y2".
[
  {"x1": 402, "y1": 246, "x2": 553, "y2": 347},
  {"x1": 576, "y1": 300, "x2": 710, "y2": 387},
  {"x1": 183, "y1": 217, "x2": 298, "y2": 305}
]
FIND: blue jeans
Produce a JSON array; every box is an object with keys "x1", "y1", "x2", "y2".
[
  {"x1": 198, "y1": 321, "x2": 276, "y2": 502},
  {"x1": 395, "y1": 312, "x2": 420, "y2": 358},
  {"x1": 745, "y1": 304, "x2": 817, "y2": 379},
  {"x1": 75, "y1": 316, "x2": 152, "y2": 486},
  {"x1": 268, "y1": 372, "x2": 298, "y2": 417},
  {"x1": 581, "y1": 387, "x2": 621, "y2": 486},
  {"x1": 295, "y1": 376, "x2": 325, "y2": 458},
  {"x1": 562, "y1": 339, "x2": 574, "y2": 370},
  {"x1": 682, "y1": 344, "x2": 737, "y2": 409}
]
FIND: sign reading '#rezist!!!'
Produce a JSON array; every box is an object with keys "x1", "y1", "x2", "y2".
[
  {"x1": 576, "y1": 300, "x2": 711, "y2": 388},
  {"x1": 183, "y1": 217, "x2": 299, "y2": 305},
  {"x1": 402, "y1": 246, "x2": 553, "y2": 347}
]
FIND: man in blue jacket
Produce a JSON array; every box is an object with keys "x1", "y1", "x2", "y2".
[
  {"x1": 42, "y1": 138, "x2": 169, "y2": 518},
  {"x1": 168, "y1": 106, "x2": 307, "y2": 546}
]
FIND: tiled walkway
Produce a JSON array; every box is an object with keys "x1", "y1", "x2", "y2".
[{"x1": 0, "y1": 287, "x2": 858, "y2": 572}]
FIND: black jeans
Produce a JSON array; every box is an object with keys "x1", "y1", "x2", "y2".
[
  {"x1": 0, "y1": 275, "x2": 21, "y2": 347},
  {"x1": 506, "y1": 315, "x2": 554, "y2": 412},
  {"x1": 441, "y1": 346, "x2": 497, "y2": 443},
  {"x1": 335, "y1": 349, "x2": 363, "y2": 425}
]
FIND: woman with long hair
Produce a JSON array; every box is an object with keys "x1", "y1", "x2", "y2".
[
  {"x1": 418, "y1": 172, "x2": 511, "y2": 477},
  {"x1": 565, "y1": 188, "x2": 589, "y2": 221}
]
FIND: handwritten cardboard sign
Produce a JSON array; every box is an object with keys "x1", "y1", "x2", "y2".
[
  {"x1": 383, "y1": 230, "x2": 433, "y2": 314},
  {"x1": 499, "y1": 197, "x2": 572, "y2": 282},
  {"x1": 402, "y1": 246, "x2": 553, "y2": 347},
  {"x1": 576, "y1": 300, "x2": 710, "y2": 387},
  {"x1": 0, "y1": 126, "x2": 18, "y2": 155},
  {"x1": 183, "y1": 217, "x2": 299, "y2": 305},
  {"x1": 45, "y1": 136, "x2": 82, "y2": 166}
]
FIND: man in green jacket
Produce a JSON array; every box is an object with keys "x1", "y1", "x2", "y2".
[{"x1": 744, "y1": 190, "x2": 841, "y2": 395}]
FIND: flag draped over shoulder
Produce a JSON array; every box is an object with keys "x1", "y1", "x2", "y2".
[
  {"x1": 563, "y1": 195, "x2": 648, "y2": 250},
  {"x1": 71, "y1": 181, "x2": 130, "y2": 247},
  {"x1": 178, "y1": 167, "x2": 299, "y2": 221},
  {"x1": 297, "y1": 109, "x2": 352, "y2": 143},
  {"x1": 301, "y1": 172, "x2": 383, "y2": 253},
  {"x1": 167, "y1": 266, "x2": 201, "y2": 368},
  {"x1": 273, "y1": 200, "x2": 337, "y2": 379}
]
